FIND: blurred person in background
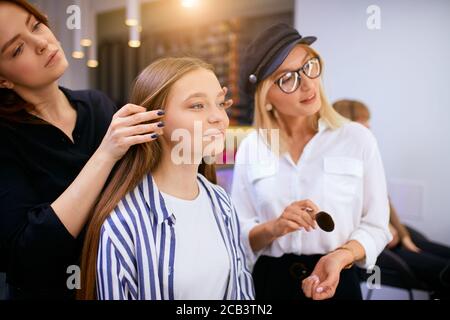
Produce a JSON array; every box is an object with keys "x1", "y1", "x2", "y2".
[{"x1": 334, "y1": 99, "x2": 450, "y2": 299}]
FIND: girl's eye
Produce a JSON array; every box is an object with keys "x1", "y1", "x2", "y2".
[
  {"x1": 13, "y1": 44, "x2": 24, "y2": 57},
  {"x1": 190, "y1": 103, "x2": 204, "y2": 110},
  {"x1": 32, "y1": 22, "x2": 42, "y2": 31}
]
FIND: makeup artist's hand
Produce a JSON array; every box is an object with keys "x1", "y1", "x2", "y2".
[
  {"x1": 98, "y1": 104, "x2": 165, "y2": 162},
  {"x1": 301, "y1": 249, "x2": 352, "y2": 300},
  {"x1": 270, "y1": 200, "x2": 319, "y2": 238}
]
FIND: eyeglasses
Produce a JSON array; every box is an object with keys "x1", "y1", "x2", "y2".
[{"x1": 274, "y1": 57, "x2": 321, "y2": 94}]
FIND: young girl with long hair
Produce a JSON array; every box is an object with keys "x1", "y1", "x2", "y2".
[{"x1": 78, "y1": 57, "x2": 254, "y2": 300}]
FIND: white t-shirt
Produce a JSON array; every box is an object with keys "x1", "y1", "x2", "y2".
[{"x1": 161, "y1": 181, "x2": 230, "y2": 300}]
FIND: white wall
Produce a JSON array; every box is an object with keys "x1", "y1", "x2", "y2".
[{"x1": 295, "y1": 0, "x2": 450, "y2": 245}]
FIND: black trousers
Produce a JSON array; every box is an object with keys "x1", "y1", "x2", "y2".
[
  {"x1": 392, "y1": 233, "x2": 450, "y2": 299},
  {"x1": 252, "y1": 254, "x2": 362, "y2": 300},
  {"x1": 4, "y1": 281, "x2": 74, "y2": 300}
]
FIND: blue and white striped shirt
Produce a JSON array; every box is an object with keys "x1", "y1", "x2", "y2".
[{"x1": 96, "y1": 173, "x2": 255, "y2": 300}]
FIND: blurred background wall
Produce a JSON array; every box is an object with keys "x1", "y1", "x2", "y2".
[{"x1": 295, "y1": 0, "x2": 450, "y2": 247}]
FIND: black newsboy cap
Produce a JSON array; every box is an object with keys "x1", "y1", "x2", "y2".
[{"x1": 240, "y1": 23, "x2": 317, "y2": 99}]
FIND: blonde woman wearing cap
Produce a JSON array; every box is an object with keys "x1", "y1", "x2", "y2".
[{"x1": 231, "y1": 23, "x2": 392, "y2": 300}]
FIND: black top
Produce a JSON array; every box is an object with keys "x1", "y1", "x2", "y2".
[{"x1": 0, "y1": 87, "x2": 117, "y2": 299}]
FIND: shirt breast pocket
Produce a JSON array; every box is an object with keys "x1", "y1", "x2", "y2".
[
  {"x1": 323, "y1": 157, "x2": 363, "y2": 204},
  {"x1": 247, "y1": 163, "x2": 278, "y2": 212}
]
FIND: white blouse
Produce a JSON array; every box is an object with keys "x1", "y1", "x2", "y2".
[{"x1": 231, "y1": 120, "x2": 392, "y2": 270}]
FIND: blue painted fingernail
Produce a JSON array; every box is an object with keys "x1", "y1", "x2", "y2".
[
  {"x1": 151, "y1": 134, "x2": 159, "y2": 139},
  {"x1": 157, "y1": 121, "x2": 165, "y2": 128},
  {"x1": 157, "y1": 110, "x2": 165, "y2": 116}
]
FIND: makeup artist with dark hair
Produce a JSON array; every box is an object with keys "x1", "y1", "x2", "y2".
[{"x1": 0, "y1": 0, "x2": 163, "y2": 299}]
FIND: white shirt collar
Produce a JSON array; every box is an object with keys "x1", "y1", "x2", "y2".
[{"x1": 318, "y1": 118, "x2": 329, "y2": 132}]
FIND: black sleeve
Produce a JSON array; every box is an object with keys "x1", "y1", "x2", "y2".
[
  {"x1": 90, "y1": 89, "x2": 118, "y2": 115},
  {"x1": 88, "y1": 89, "x2": 118, "y2": 145},
  {"x1": 0, "y1": 159, "x2": 78, "y2": 277}
]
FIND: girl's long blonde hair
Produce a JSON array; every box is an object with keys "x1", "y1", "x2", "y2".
[
  {"x1": 253, "y1": 44, "x2": 347, "y2": 153},
  {"x1": 77, "y1": 57, "x2": 217, "y2": 300}
]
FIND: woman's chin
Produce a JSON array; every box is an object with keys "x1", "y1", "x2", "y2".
[
  {"x1": 293, "y1": 102, "x2": 322, "y2": 117},
  {"x1": 46, "y1": 61, "x2": 68, "y2": 83},
  {"x1": 57, "y1": 58, "x2": 69, "y2": 74}
]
